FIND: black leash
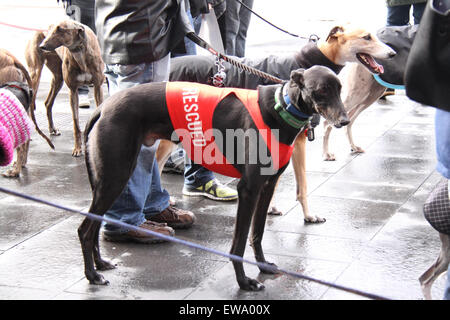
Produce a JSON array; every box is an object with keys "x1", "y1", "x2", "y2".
[
  {"x1": 186, "y1": 32, "x2": 285, "y2": 84},
  {"x1": 235, "y1": 0, "x2": 299, "y2": 38},
  {"x1": 235, "y1": 0, "x2": 320, "y2": 41}
]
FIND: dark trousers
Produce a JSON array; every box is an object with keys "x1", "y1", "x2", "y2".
[{"x1": 387, "y1": 3, "x2": 426, "y2": 26}]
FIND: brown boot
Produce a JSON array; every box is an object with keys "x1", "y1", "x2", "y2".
[
  {"x1": 148, "y1": 205, "x2": 196, "y2": 229},
  {"x1": 103, "y1": 220, "x2": 174, "y2": 244}
]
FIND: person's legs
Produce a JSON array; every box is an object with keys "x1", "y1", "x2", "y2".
[
  {"x1": 386, "y1": 4, "x2": 411, "y2": 26},
  {"x1": 412, "y1": 2, "x2": 426, "y2": 24},
  {"x1": 224, "y1": 0, "x2": 240, "y2": 56},
  {"x1": 445, "y1": 263, "x2": 450, "y2": 300},
  {"x1": 143, "y1": 157, "x2": 170, "y2": 215},
  {"x1": 102, "y1": 58, "x2": 177, "y2": 237},
  {"x1": 104, "y1": 144, "x2": 157, "y2": 232},
  {"x1": 184, "y1": 160, "x2": 215, "y2": 188},
  {"x1": 102, "y1": 63, "x2": 163, "y2": 234},
  {"x1": 235, "y1": 0, "x2": 254, "y2": 58},
  {"x1": 183, "y1": 157, "x2": 238, "y2": 201}
]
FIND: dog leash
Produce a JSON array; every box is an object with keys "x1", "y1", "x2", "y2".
[
  {"x1": 185, "y1": 32, "x2": 318, "y2": 140},
  {"x1": 0, "y1": 185, "x2": 391, "y2": 300},
  {"x1": 186, "y1": 32, "x2": 285, "y2": 85},
  {"x1": 373, "y1": 74, "x2": 406, "y2": 90},
  {"x1": 0, "y1": 21, "x2": 46, "y2": 33},
  {"x1": 234, "y1": 0, "x2": 320, "y2": 41}
]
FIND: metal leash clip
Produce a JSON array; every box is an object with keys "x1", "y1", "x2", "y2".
[{"x1": 212, "y1": 56, "x2": 226, "y2": 87}]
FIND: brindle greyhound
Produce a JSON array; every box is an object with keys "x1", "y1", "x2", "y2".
[
  {"x1": 25, "y1": 19, "x2": 105, "y2": 157},
  {"x1": 80, "y1": 66, "x2": 349, "y2": 290}
]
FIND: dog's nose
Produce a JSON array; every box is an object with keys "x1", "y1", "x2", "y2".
[
  {"x1": 39, "y1": 45, "x2": 49, "y2": 51},
  {"x1": 388, "y1": 50, "x2": 396, "y2": 58},
  {"x1": 339, "y1": 113, "x2": 350, "y2": 127}
]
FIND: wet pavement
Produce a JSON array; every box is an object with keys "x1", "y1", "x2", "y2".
[{"x1": 0, "y1": 1, "x2": 447, "y2": 301}]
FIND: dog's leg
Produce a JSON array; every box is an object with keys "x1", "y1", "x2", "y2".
[
  {"x1": 2, "y1": 142, "x2": 29, "y2": 178},
  {"x1": 81, "y1": 117, "x2": 144, "y2": 284},
  {"x1": 267, "y1": 178, "x2": 282, "y2": 216},
  {"x1": 250, "y1": 175, "x2": 282, "y2": 274},
  {"x1": 44, "y1": 60, "x2": 64, "y2": 136},
  {"x1": 93, "y1": 84, "x2": 104, "y2": 107},
  {"x1": 156, "y1": 140, "x2": 177, "y2": 176},
  {"x1": 78, "y1": 218, "x2": 108, "y2": 284},
  {"x1": 79, "y1": 171, "x2": 137, "y2": 284},
  {"x1": 28, "y1": 64, "x2": 43, "y2": 112},
  {"x1": 292, "y1": 132, "x2": 325, "y2": 223},
  {"x1": 419, "y1": 233, "x2": 450, "y2": 300},
  {"x1": 322, "y1": 120, "x2": 336, "y2": 161},
  {"x1": 69, "y1": 88, "x2": 83, "y2": 157},
  {"x1": 230, "y1": 177, "x2": 265, "y2": 291},
  {"x1": 93, "y1": 221, "x2": 116, "y2": 271}
]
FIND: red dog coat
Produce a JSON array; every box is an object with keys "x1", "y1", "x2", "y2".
[{"x1": 166, "y1": 82, "x2": 294, "y2": 178}]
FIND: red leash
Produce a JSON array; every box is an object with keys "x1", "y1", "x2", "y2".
[{"x1": 0, "y1": 21, "x2": 46, "y2": 32}]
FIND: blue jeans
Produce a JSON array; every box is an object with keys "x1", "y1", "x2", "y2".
[
  {"x1": 103, "y1": 56, "x2": 171, "y2": 232},
  {"x1": 184, "y1": 158, "x2": 215, "y2": 187},
  {"x1": 435, "y1": 109, "x2": 450, "y2": 180},
  {"x1": 445, "y1": 262, "x2": 450, "y2": 300},
  {"x1": 387, "y1": 3, "x2": 426, "y2": 26}
]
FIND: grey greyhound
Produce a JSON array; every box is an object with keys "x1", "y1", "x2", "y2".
[{"x1": 80, "y1": 66, "x2": 349, "y2": 290}]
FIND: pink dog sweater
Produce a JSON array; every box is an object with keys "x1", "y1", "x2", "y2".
[{"x1": 0, "y1": 88, "x2": 33, "y2": 166}]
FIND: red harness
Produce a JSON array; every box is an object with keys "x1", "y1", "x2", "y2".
[{"x1": 166, "y1": 82, "x2": 294, "y2": 178}]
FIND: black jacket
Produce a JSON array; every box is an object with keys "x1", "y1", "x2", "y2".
[
  {"x1": 169, "y1": 42, "x2": 344, "y2": 89},
  {"x1": 95, "y1": 0, "x2": 193, "y2": 65},
  {"x1": 376, "y1": 25, "x2": 419, "y2": 85}
]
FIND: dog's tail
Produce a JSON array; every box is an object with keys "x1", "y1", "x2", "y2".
[
  {"x1": 14, "y1": 58, "x2": 55, "y2": 150},
  {"x1": 83, "y1": 107, "x2": 102, "y2": 188}
]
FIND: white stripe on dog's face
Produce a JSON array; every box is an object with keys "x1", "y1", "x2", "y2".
[{"x1": 330, "y1": 26, "x2": 396, "y2": 73}]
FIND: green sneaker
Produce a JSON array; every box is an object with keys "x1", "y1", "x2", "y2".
[{"x1": 182, "y1": 179, "x2": 238, "y2": 201}]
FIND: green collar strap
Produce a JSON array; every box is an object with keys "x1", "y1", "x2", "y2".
[{"x1": 273, "y1": 86, "x2": 311, "y2": 129}]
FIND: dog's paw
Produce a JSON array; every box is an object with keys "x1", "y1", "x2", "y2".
[
  {"x1": 351, "y1": 146, "x2": 365, "y2": 154},
  {"x1": 95, "y1": 259, "x2": 116, "y2": 271},
  {"x1": 72, "y1": 148, "x2": 83, "y2": 157},
  {"x1": 2, "y1": 168, "x2": 20, "y2": 178},
  {"x1": 267, "y1": 206, "x2": 282, "y2": 216},
  {"x1": 238, "y1": 277, "x2": 265, "y2": 291},
  {"x1": 50, "y1": 129, "x2": 61, "y2": 136},
  {"x1": 323, "y1": 153, "x2": 336, "y2": 161},
  {"x1": 304, "y1": 215, "x2": 326, "y2": 223},
  {"x1": 88, "y1": 273, "x2": 110, "y2": 285}
]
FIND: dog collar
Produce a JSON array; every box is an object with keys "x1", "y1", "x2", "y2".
[
  {"x1": 373, "y1": 74, "x2": 405, "y2": 90},
  {"x1": 274, "y1": 85, "x2": 311, "y2": 129}
]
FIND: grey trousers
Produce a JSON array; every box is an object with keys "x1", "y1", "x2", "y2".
[{"x1": 224, "y1": 0, "x2": 254, "y2": 57}]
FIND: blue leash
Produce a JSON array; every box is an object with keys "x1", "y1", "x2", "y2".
[
  {"x1": 373, "y1": 74, "x2": 405, "y2": 90},
  {"x1": 0, "y1": 185, "x2": 391, "y2": 300}
]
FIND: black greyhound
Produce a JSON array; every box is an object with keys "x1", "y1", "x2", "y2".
[{"x1": 80, "y1": 66, "x2": 349, "y2": 290}]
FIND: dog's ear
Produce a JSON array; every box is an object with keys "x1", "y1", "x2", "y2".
[
  {"x1": 326, "y1": 26, "x2": 344, "y2": 42},
  {"x1": 76, "y1": 24, "x2": 85, "y2": 40},
  {"x1": 290, "y1": 69, "x2": 305, "y2": 88}
]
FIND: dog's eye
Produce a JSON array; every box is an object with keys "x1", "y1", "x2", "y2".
[{"x1": 363, "y1": 34, "x2": 372, "y2": 41}]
